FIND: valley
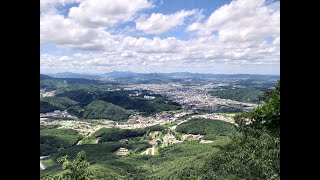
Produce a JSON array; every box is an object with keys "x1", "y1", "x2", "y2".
[{"x1": 40, "y1": 72, "x2": 280, "y2": 179}]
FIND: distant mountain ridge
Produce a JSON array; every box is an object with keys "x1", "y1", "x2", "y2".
[
  {"x1": 48, "y1": 71, "x2": 279, "y2": 76},
  {"x1": 40, "y1": 74, "x2": 54, "y2": 80},
  {"x1": 47, "y1": 72, "x2": 100, "y2": 79},
  {"x1": 41, "y1": 72, "x2": 280, "y2": 82}
]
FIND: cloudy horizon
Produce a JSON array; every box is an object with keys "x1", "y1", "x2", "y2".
[{"x1": 40, "y1": 0, "x2": 280, "y2": 75}]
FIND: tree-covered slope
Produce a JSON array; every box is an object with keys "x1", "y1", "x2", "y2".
[
  {"x1": 41, "y1": 138, "x2": 229, "y2": 180},
  {"x1": 209, "y1": 87, "x2": 265, "y2": 103},
  {"x1": 40, "y1": 125, "x2": 82, "y2": 156},
  {"x1": 57, "y1": 89, "x2": 181, "y2": 115},
  {"x1": 40, "y1": 96, "x2": 78, "y2": 113},
  {"x1": 82, "y1": 100, "x2": 131, "y2": 121},
  {"x1": 175, "y1": 118, "x2": 236, "y2": 140}
]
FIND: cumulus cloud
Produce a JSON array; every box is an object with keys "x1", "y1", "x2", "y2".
[
  {"x1": 68, "y1": 0, "x2": 152, "y2": 27},
  {"x1": 186, "y1": 0, "x2": 280, "y2": 43},
  {"x1": 40, "y1": 0, "x2": 280, "y2": 74},
  {"x1": 121, "y1": 36, "x2": 182, "y2": 53},
  {"x1": 135, "y1": 10, "x2": 198, "y2": 35},
  {"x1": 40, "y1": 0, "x2": 152, "y2": 50},
  {"x1": 40, "y1": 13, "x2": 119, "y2": 51},
  {"x1": 41, "y1": 0, "x2": 85, "y2": 14}
]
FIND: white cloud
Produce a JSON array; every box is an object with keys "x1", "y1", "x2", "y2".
[
  {"x1": 40, "y1": 13, "x2": 118, "y2": 51},
  {"x1": 121, "y1": 36, "x2": 182, "y2": 53},
  {"x1": 135, "y1": 10, "x2": 197, "y2": 35},
  {"x1": 59, "y1": 56, "x2": 70, "y2": 61},
  {"x1": 40, "y1": 0, "x2": 153, "y2": 50},
  {"x1": 68, "y1": 0, "x2": 152, "y2": 27},
  {"x1": 186, "y1": 0, "x2": 280, "y2": 43},
  {"x1": 41, "y1": 0, "x2": 85, "y2": 14},
  {"x1": 40, "y1": 0, "x2": 280, "y2": 74}
]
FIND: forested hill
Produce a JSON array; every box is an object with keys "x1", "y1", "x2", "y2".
[
  {"x1": 209, "y1": 87, "x2": 266, "y2": 103},
  {"x1": 40, "y1": 74, "x2": 182, "y2": 120},
  {"x1": 40, "y1": 74, "x2": 54, "y2": 80}
]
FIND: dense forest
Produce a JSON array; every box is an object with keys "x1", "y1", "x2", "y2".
[
  {"x1": 98, "y1": 128, "x2": 147, "y2": 142},
  {"x1": 209, "y1": 86, "x2": 266, "y2": 103},
  {"x1": 175, "y1": 118, "x2": 237, "y2": 140},
  {"x1": 82, "y1": 100, "x2": 131, "y2": 120},
  {"x1": 40, "y1": 86, "x2": 181, "y2": 121},
  {"x1": 40, "y1": 97, "x2": 78, "y2": 113},
  {"x1": 57, "y1": 89, "x2": 181, "y2": 116},
  {"x1": 40, "y1": 125, "x2": 83, "y2": 156}
]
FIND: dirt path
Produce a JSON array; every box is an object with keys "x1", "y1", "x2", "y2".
[
  {"x1": 77, "y1": 129, "x2": 99, "y2": 145},
  {"x1": 170, "y1": 125, "x2": 177, "y2": 131},
  {"x1": 141, "y1": 146, "x2": 155, "y2": 155},
  {"x1": 151, "y1": 146, "x2": 155, "y2": 155},
  {"x1": 40, "y1": 156, "x2": 49, "y2": 171}
]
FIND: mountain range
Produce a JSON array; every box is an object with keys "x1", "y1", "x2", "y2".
[{"x1": 43, "y1": 71, "x2": 280, "y2": 80}]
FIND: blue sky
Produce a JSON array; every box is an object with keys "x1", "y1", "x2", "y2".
[{"x1": 40, "y1": 0, "x2": 280, "y2": 74}]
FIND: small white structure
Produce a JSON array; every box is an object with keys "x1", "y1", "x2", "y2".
[
  {"x1": 116, "y1": 147, "x2": 129, "y2": 156},
  {"x1": 119, "y1": 148, "x2": 129, "y2": 152},
  {"x1": 144, "y1": 95, "x2": 155, "y2": 100}
]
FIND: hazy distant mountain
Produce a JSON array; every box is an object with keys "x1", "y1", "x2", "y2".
[
  {"x1": 48, "y1": 72, "x2": 100, "y2": 79},
  {"x1": 45, "y1": 71, "x2": 279, "y2": 81},
  {"x1": 103, "y1": 71, "x2": 279, "y2": 80},
  {"x1": 40, "y1": 74, "x2": 54, "y2": 80},
  {"x1": 103, "y1": 71, "x2": 139, "y2": 78},
  {"x1": 40, "y1": 74, "x2": 104, "y2": 90}
]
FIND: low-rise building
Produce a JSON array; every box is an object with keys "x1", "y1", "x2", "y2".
[
  {"x1": 181, "y1": 134, "x2": 204, "y2": 141},
  {"x1": 119, "y1": 148, "x2": 128, "y2": 152}
]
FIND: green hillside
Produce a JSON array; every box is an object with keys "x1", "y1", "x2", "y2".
[
  {"x1": 82, "y1": 100, "x2": 131, "y2": 121},
  {"x1": 40, "y1": 96, "x2": 78, "y2": 113},
  {"x1": 176, "y1": 118, "x2": 236, "y2": 140},
  {"x1": 209, "y1": 87, "x2": 265, "y2": 103},
  {"x1": 40, "y1": 125, "x2": 82, "y2": 156},
  {"x1": 57, "y1": 89, "x2": 181, "y2": 115}
]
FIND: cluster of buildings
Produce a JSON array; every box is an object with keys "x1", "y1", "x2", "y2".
[
  {"x1": 116, "y1": 147, "x2": 129, "y2": 156},
  {"x1": 162, "y1": 133, "x2": 182, "y2": 145},
  {"x1": 40, "y1": 89, "x2": 55, "y2": 97},
  {"x1": 116, "y1": 113, "x2": 176, "y2": 129},
  {"x1": 181, "y1": 134, "x2": 204, "y2": 141},
  {"x1": 40, "y1": 110, "x2": 77, "y2": 119},
  {"x1": 122, "y1": 83, "x2": 255, "y2": 114}
]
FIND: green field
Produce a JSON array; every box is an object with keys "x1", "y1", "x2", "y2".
[
  {"x1": 58, "y1": 122, "x2": 74, "y2": 127},
  {"x1": 220, "y1": 113, "x2": 238, "y2": 117}
]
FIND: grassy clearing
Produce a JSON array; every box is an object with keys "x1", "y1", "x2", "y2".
[
  {"x1": 161, "y1": 121, "x2": 177, "y2": 128},
  {"x1": 219, "y1": 112, "x2": 239, "y2": 117},
  {"x1": 58, "y1": 121, "x2": 74, "y2": 127}
]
